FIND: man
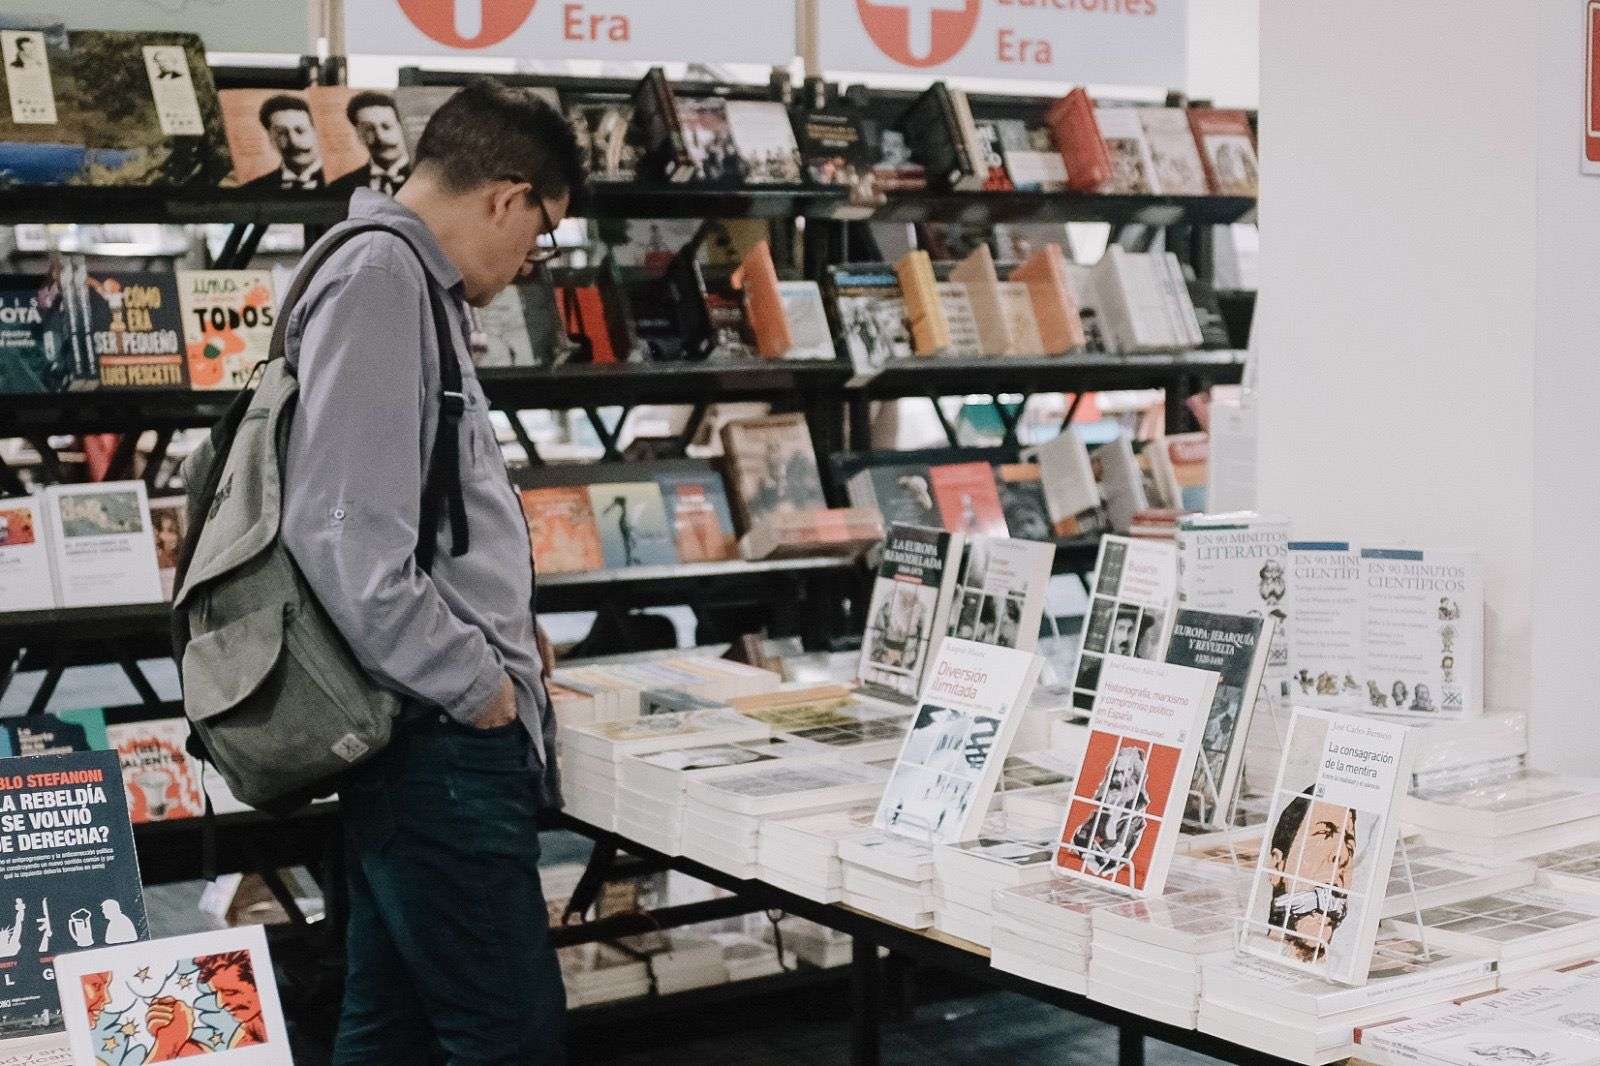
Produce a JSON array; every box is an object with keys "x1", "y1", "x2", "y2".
[
  {"x1": 8, "y1": 35, "x2": 35, "y2": 69},
  {"x1": 279, "y1": 79, "x2": 581, "y2": 1064},
  {"x1": 244, "y1": 94, "x2": 325, "y2": 190},
  {"x1": 330, "y1": 90, "x2": 413, "y2": 196},
  {"x1": 1263, "y1": 788, "x2": 1357, "y2": 963},
  {"x1": 144, "y1": 951, "x2": 267, "y2": 1054}
]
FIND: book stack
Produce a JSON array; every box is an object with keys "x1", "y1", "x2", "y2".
[
  {"x1": 1531, "y1": 839, "x2": 1600, "y2": 897},
  {"x1": 615, "y1": 738, "x2": 807, "y2": 855},
  {"x1": 1086, "y1": 875, "x2": 1252, "y2": 1028},
  {"x1": 681, "y1": 758, "x2": 890, "y2": 879},
  {"x1": 1403, "y1": 711, "x2": 1529, "y2": 790},
  {"x1": 740, "y1": 507, "x2": 885, "y2": 561},
  {"x1": 756, "y1": 805, "x2": 877, "y2": 903},
  {"x1": 992, "y1": 750, "x2": 1077, "y2": 822},
  {"x1": 1405, "y1": 769, "x2": 1600, "y2": 860},
  {"x1": 931, "y1": 819, "x2": 1059, "y2": 946},
  {"x1": 558, "y1": 709, "x2": 770, "y2": 831},
  {"x1": 1355, "y1": 962, "x2": 1600, "y2": 1066},
  {"x1": 839, "y1": 829, "x2": 941, "y2": 929},
  {"x1": 549, "y1": 656, "x2": 780, "y2": 725},
  {"x1": 1199, "y1": 940, "x2": 1499, "y2": 1065},
  {"x1": 711, "y1": 931, "x2": 790, "y2": 982},
  {"x1": 1089, "y1": 247, "x2": 1203, "y2": 354},
  {"x1": 559, "y1": 944, "x2": 652, "y2": 1008},
  {"x1": 1378, "y1": 842, "x2": 1536, "y2": 914},
  {"x1": 760, "y1": 915, "x2": 856, "y2": 969},
  {"x1": 649, "y1": 934, "x2": 730, "y2": 996},
  {"x1": 730, "y1": 687, "x2": 915, "y2": 761},
  {"x1": 1387, "y1": 888, "x2": 1600, "y2": 978}
]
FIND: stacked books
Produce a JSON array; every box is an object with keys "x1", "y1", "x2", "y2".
[
  {"x1": 558, "y1": 709, "x2": 769, "y2": 831},
  {"x1": 648, "y1": 934, "x2": 730, "y2": 996},
  {"x1": 760, "y1": 915, "x2": 856, "y2": 969},
  {"x1": 681, "y1": 758, "x2": 890, "y2": 879},
  {"x1": 1387, "y1": 888, "x2": 1600, "y2": 978},
  {"x1": 931, "y1": 820, "x2": 1058, "y2": 946},
  {"x1": 756, "y1": 804, "x2": 877, "y2": 903},
  {"x1": 1199, "y1": 940, "x2": 1499, "y2": 1065},
  {"x1": 839, "y1": 829, "x2": 941, "y2": 929},
  {"x1": 1086, "y1": 874, "x2": 1251, "y2": 1028},
  {"x1": 1406, "y1": 769, "x2": 1600, "y2": 860},
  {"x1": 615, "y1": 737, "x2": 807, "y2": 855},
  {"x1": 559, "y1": 944, "x2": 651, "y2": 1008},
  {"x1": 992, "y1": 750, "x2": 1077, "y2": 823},
  {"x1": 550, "y1": 656, "x2": 780, "y2": 725},
  {"x1": 710, "y1": 931, "x2": 790, "y2": 982},
  {"x1": 730, "y1": 687, "x2": 915, "y2": 762},
  {"x1": 1531, "y1": 839, "x2": 1600, "y2": 897}
]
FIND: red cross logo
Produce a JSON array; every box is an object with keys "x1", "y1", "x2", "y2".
[{"x1": 856, "y1": 0, "x2": 981, "y2": 68}]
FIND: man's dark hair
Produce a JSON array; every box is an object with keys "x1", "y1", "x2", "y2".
[
  {"x1": 258, "y1": 93, "x2": 311, "y2": 131},
  {"x1": 1271, "y1": 787, "x2": 1356, "y2": 860},
  {"x1": 346, "y1": 89, "x2": 398, "y2": 126},
  {"x1": 414, "y1": 78, "x2": 585, "y2": 204},
  {"x1": 196, "y1": 950, "x2": 256, "y2": 988}
]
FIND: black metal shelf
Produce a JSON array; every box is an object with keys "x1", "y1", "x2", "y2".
[
  {"x1": 478, "y1": 359, "x2": 851, "y2": 411},
  {"x1": 859, "y1": 350, "x2": 1248, "y2": 400},
  {"x1": 867, "y1": 190, "x2": 1257, "y2": 228},
  {"x1": 132, "y1": 804, "x2": 338, "y2": 885}
]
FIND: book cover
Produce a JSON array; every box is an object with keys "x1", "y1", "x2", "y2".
[
  {"x1": 586, "y1": 482, "x2": 676, "y2": 569},
  {"x1": 776, "y1": 281, "x2": 834, "y2": 361},
  {"x1": 550, "y1": 274, "x2": 621, "y2": 365},
  {"x1": 949, "y1": 246, "x2": 1012, "y2": 355},
  {"x1": 974, "y1": 120, "x2": 1012, "y2": 191},
  {"x1": 1010, "y1": 245, "x2": 1086, "y2": 353},
  {"x1": 720, "y1": 414, "x2": 827, "y2": 533},
  {"x1": 930, "y1": 461, "x2": 1009, "y2": 538},
  {"x1": 1027, "y1": 430, "x2": 1103, "y2": 537},
  {"x1": 1094, "y1": 106, "x2": 1156, "y2": 195},
  {"x1": 107, "y1": 718, "x2": 205, "y2": 824},
  {"x1": 308, "y1": 85, "x2": 412, "y2": 194},
  {"x1": 0, "y1": 26, "x2": 89, "y2": 188},
  {"x1": 41, "y1": 481, "x2": 162, "y2": 608},
  {"x1": 858, "y1": 523, "x2": 964, "y2": 703},
  {"x1": 794, "y1": 107, "x2": 879, "y2": 209},
  {"x1": 1239, "y1": 708, "x2": 1411, "y2": 984},
  {"x1": 0, "y1": 749, "x2": 146, "y2": 1034},
  {"x1": 854, "y1": 464, "x2": 939, "y2": 529},
  {"x1": 945, "y1": 535, "x2": 1055, "y2": 653},
  {"x1": 57, "y1": 268, "x2": 184, "y2": 390},
  {"x1": 1360, "y1": 548, "x2": 1482, "y2": 719},
  {"x1": 1188, "y1": 108, "x2": 1259, "y2": 196},
  {"x1": 655, "y1": 468, "x2": 738, "y2": 564},
  {"x1": 678, "y1": 96, "x2": 739, "y2": 184},
  {"x1": 220, "y1": 88, "x2": 323, "y2": 189},
  {"x1": 1069, "y1": 535, "x2": 1178, "y2": 712},
  {"x1": 1163, "y1": 609, "x2": 1273, "y2": 829},
  {"x1": 733, "y1": 240, "x2": 787, "y2": 358},
  {"x1": 519, "y1": 487, "x2": 604, "y2": 574},
  {"x1": 895, "y1": 251, "x2": 950, "y2": 356},
  {"x1": 831, "y1": 269, "x2": 912, "y2": 376},
  {"x1": 1053, "y1": 655, "x2": 1216, "y2": 894},
  {"x1": 1047, "y1": 88, "x2": 1111, "y2": 193},
  {"x1": 1090, "y1": 434, "x2": 1149, "y2": 533},
  {"x1": 1286, "y1": 540, "x2": 1364, "y2": 709},
  {"x1": 1063, "y1": 260, "x2": 1110, "y2": 353},
  {"x1": 567, "y1": 97, "x2": 640, "y2": 183},
  {"x1": 55, "y1": 924, "x2": 287, "y2": 1063},
  {"x1": 0, "y1": 495, "x2": 54, "y2": 612},
  {"x1": 148, "y1": 495, "x2": 186, "y2": 601},
  {"x1": 1155, "y1": 432, "x2": 1209, "y2": 512},
  {"x1": 993, "y1": 118, "x2": 1067, "y2": 192},
  {"x1": 1176, "y1": 513, "x2": 1291, "y2": 708},
  {"x1": 992, "y1": 463, "x2": 1053, "y2": 543},
  {"x1": 725, "y1": 100, "x2": 802, "y2": 185},
  {"x1": 0, "y1": 275, "x2": 64, "y2": 393},
  {"x1": 899, "y1": 83, "x2": 979, "y2": 192},
  {"x1": 935, "y1": 282, "x2": 984, "y2": 358},
  {"x1": 1138, "y1": 107, "x2": 1209, "y2": 195},
  {"x1": 2, "y1": 708, "x2": 107, "y2": 758},
  {"x1": 875, "y1": 638, "x2": 1043, "y2": 844},
  {"x1": 394, "y1": 85, "x2": 459, "y2": 163},
  {"x1": 175, "y1": 270, "x2": 274, "y2": 390},
  {"x1": 998, "y1": 282, "x2": 1045, "y2": 357},
  {"x1": 472, "y1": 284, "x2": 535, "y2": 367},
  {"x1": 630, "y1": 68, "x2": 692, "y2": 183}
]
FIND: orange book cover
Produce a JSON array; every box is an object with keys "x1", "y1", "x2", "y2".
[
  {"x1": 895, "y1": 250, "x2": 949, "y2": 355},
  {"x1": 1187, "y1": 108, "x2": 1258, "y2": 196},
  {"x1": 557, "y1": 285, "x2": 618, "y2": 364},
  {"x1": 733, "y1": 240, "x2": 790, "y2": 359},
  {"x1": 1010, "y1": 244, "x2": 1086, "y2": 352},
  {"x1": 219, "y1": 88, "x2": 324, "y2": 188},
  {"x1": 930, "y1": 461, "x2": 1009, "y2": 537},
  {"x1": 520, "y1": 486, "x2": 604, "y2": 574},
  {"x1": 1047, "y1": 88, "x2": 1111, "y2": 193},
  {"x1": 306, "y1": 86, "x2": 374, "y2": 186}
]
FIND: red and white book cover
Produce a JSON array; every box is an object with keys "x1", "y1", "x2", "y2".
[
  {"x1": 930, "y1": 462, "x2": 1009, "y2": 538},
  {"x1": 1187, "y1": 108, "x2": 1258, "y2": 196},
  {"x1": 1053, "y1": 655, "x2": 1215, "y2": 896}
]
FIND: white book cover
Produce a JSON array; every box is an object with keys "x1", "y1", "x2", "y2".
[
  {"x1": 873, "y1": 638, "x2": 1043, "y2": 845},
  {"x1": 724, "y1": 100, "x2": 802, "y2": 185},
  {"x1": 1387, "y1": 887, "x2": 1600, "y2": 961},
  {"x1": 943, "y1": 535, "x2": 1055, "y2": 654},
  {"x1": 998, "y1": 281, "x2": 1045, "y2": 356},
  {"x1": 1090, "y1": 433, "x2": 1150, "y2": 535},
  {"x1": 41, "y1": 481, "x2": 163, "y2": 608},
  {"x1": 1095, "y1": 105, "x2": 1157, "y2": 195},
  {"x1": 1176, "y1": 512, "x2": 1291, "y2": 709},
  {"x1": 858, "y1": 524, "x2": 965, "y2": 703},
  {"x1": 1069, "y1": 535, "x2": 1178, "y2": 715},
  {"x1": 561, "y1": 708, "x2": 768, "y2": 761},
  {"x1": 775, "y1": 281, "x2": 835, "y2": 360},
  {"x1": 1138, "y1": 107, "x2": 1209, "y2": 196},
  {"x1": 1024, "y1": 429, "x2": 1102, "y2": 537},
  {"x1": 1360, "y1": 548, "x2": 1483, "y2": 718},
  {"x1": 1053, "y1": 655, "x2": 1217, "y2": 896},
  {"x1": 1533, "y1": 840, "x2": 1600, "y2": 896},
  {"x1": 1405, "y1": 770, "x2": 1600, "y2": 837},
  {"x1": 1063, "y1": 261, "x2": 1110, "y2": 354},
  {"x1": 685, "y1": 758, "x2": 887, "y2": 817},
  {"x1": 936, "y1": 282, "x2": 984, "y2": 357},
  {"x1": 1286, "y1": 540, "x2": 1365, "y2": 709},
  {"x1": 55, "y1": 924, "x2": 289, "y2": 1064},
  {"x1": 1239, "y1": 708, "x2": 1412, "y2": 985},
  {"x1": 0, "y1": 495, "x2": 56, "y2": 612}
]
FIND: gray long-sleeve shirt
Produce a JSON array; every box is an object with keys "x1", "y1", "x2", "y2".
[{"x1": 280, "y1": 190, "x2": 558, "y2": 803}]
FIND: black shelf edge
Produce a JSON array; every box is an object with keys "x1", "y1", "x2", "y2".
[
  {"x1": 860, "y1": 350, "x2": 1248, "y2": 399},
  {"x1": 477, "y1": 359, "x2": 852, "y2": 410},
  {"x1": 865, "y1": 191, "x2": 1258, "y2": 227}
]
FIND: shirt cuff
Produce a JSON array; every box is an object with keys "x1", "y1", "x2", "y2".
[{"x1": 443, "y1": 648, "x2": 508, "y2": 725}]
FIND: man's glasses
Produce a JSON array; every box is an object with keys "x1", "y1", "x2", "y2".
[{"x1": 529, "y1": 199, "x2": 564, "y2": 265}]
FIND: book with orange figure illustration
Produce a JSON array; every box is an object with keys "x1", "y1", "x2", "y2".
[
  {"x1": 519, "y1": 486, "x2": 605, "y2": 574},
  {"x1": 177, "y1": 270, "x2": 277, "y2": 390}
]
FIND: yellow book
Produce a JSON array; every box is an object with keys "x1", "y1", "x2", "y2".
[{"x1": 895, "y1": 250, "x2": 950, "y2": 355}]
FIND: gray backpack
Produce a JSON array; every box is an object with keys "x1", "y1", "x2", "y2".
[{"x1": 172, "y1": 223, "x2": 469, "y2": 811}]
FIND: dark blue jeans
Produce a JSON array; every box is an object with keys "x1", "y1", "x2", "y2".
[{"x1": 334, "y1": 713, "x2": 567, "y2": 1066}]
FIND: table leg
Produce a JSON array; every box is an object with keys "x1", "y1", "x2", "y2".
[
  {"x1": 1119, "y1": 1026, "x2": 1145, "y2": 1066},
  {"x1": 850, "y1": 936, "x2": 882, "y2": 1066}
]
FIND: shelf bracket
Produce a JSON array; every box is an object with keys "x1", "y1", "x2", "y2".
[
  {"x1": 498, "y1": 405, "x2": 545, "y2": 467},
  {"x1": 583, "y1": 405, "x2": 631, "y2": 463}
]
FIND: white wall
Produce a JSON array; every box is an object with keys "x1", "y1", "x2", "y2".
[
  {"x1": 1255, "y1": 4, "x2": 1539, "y2": 725},
  {"x1": 1187, "y1": 0, "x2": 1258, "y2": 108}
]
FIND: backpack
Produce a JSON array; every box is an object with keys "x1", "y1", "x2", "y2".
[{"x1": 171, "y1": 222, "x2": 469, "y2": 812}]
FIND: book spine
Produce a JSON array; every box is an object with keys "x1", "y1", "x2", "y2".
[{"x1": 1163, "y1": 253, "x2": 1204, "y2": 348}]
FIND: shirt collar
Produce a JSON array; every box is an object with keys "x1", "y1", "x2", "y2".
[{"x1": 347, "y1": 188, "x2": 463, "y2": 292}]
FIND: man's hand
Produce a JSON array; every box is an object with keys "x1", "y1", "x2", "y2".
[
  {"x1": 147, "y1": 996, "x2": 197, "y2": 1057},
  {"x1": 536, "y1": 623, "x2": 555, "y2": 680},
  {"x1": 469, "y1": 673, "x2": 518, "y2": 731}
]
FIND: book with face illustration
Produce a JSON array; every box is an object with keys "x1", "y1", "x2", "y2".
[
  {"x1": 1239, "y1": 707, "x2": 1411, "y2": 985},
  {"x1": 1069, "y1": 535, "x2": 1178, "y2": 713}
]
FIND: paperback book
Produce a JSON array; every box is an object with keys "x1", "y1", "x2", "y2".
[
  {"x1": 1238, "y1": 708, "x2": 1412, "y2": 985},
  {"x1": 40, "y1": 481, "x2": 163, "y2": 608},
  {"x1": 929, "y1": 461, "x2": 1008, "y2": 538},
  {"x1": 943, "y1": 535, "x2": 1055, "y2": 653},
  {"x1": 1069, "y1": 535, "x2": 1179, "y2": 712},
  {"x1": 107, "y1": 718, "x2": 206, "y2": 824},
  {"x1": 175, "y1": 270, "x2": 275, "y2": 391},
  {"x1": 829, "y1": 266, "x2": 912, "y2": 379},
  {"x1": 1053, "y1": 655, "x2": 1217, "y2": 895},
  {"x1": 520, "y1": 487, "x2": 604, "y2": 574},
  {"x1": 1176, "y1": 512, "x2": 1290, "y2": 704},
  {"x1": 847, "y1": 463, "x2": 939, "y2": 530},
  {"x1": 655, "y1": 466, "x2": 738, "y2": 564},
  {"x1": 0, "y1": 495, "x2": 52, "y2": 612},
  {"x1": 992, "y1": 463, "x2": 1053, "y2": 542},
  {"x1": 720, "y1": 413, "x2": 828, "y2": 533},
  {"x1": 586, "y1": 482, "x2": 676, "y2": 569},
  {"x1": 0, "y1": 276, "x2": 62, "y2": 393},
  {"x1": 857, "y1": 524, "x2": 965, "y2": 702}
]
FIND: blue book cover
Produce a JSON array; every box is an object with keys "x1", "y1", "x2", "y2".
[
  {"x1": 586, "y1": 482, "x2": 677, "y2": 569},
  {"x1": 4, "y1": 709, "x2": 108, "y2": 758},
  {"x1": 0, "y1": 275, "x2": 67, "y2": 393},
  {"x1": 654, "y1": 468, "x2": 737, "y2": 563}
]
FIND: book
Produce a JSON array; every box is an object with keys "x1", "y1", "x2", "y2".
[
  {"x1": 219, "y1": 87, "x2": 325, "y2": 189},
  {"x1": 858, "y1": 523, "x2": 965, "y2": 702},
  {"x1": 719, "y1": 413, "x2": 828, "y2": 533},
  {"x1": 945, "y1": 535, "x2": 1055, "y2": 652},
  {"x1": 655, "y1": 466, "x2": 738, "y2": 564},
  {"x1": 107, "y1": 718, "x2": 205, "y2": 824},
  {"x1": 1389, "y1": 889, "x2": 1600, "y2": 973},
  {"x1": 55, "y1": 924, "x2": 287, "y2": 1063},
  {"x1": 739, "y1": 507, "x2": 883, "y2": 562},
  {"x1": 949, "y1": 246, "x2": 1014, "y2": 355},
  {"x1": 56, "y1": 267, "x2": 185, "y2": 389},
  {"x1": 993, "y1": 118, "x2": 1068, "y2": 192},
  {"x1": 1239, "y1": 708, "x2": 1411, "y2": 985},
  {"x1": 1151, "y1": 432, "x2": 1209, "y2": 512},
  {"x1": 0, "y1": 709, "x2": 107, "y2": 758},
  {"x1": 0, "y1": 26, "x2": 84, "y2": 188},
  {"x1": 1094, "y1": 246, "x2": 1178, "y2": 353},
  {"x1": 829, "y1": 266, "x2": 913, "y2": 377},
  {"x1": 1405, "y1": 770, "x2": 1600, "y2": 838},
  {"x1": 630, "y1": 68, "x2": 693, "y2": 183},
  {"x1": 567, "y1": 97, "x2": 640, "y2": 183},
  {"x1": 874, "y1": 638, "x2": 1043, "y2": 845},
  {"x1": 896, "y1": 251, "x2": 949, "y2": 356},
  {"x1": 41, "y1": 481, "x2": 162, "y2": 608},
  {"x1": 1064, "y1": 260, "x2": 1111, "y2": 353},
  {"x1": 677, "y1": 96, "x2": 740, "y2": 184},
  {"x1": 1175, "y1": 512, "x2": 1291, "y2": 707},
  {"x1": 1189, "y1": 108, "x2": 1259, "y2": 196},
  {"x1": 519, "y1": 486, "x2": 604, "y2": 575},
  {"x1": 1094, "y1": 106, "x2": 1156, "y2": 195},
  {"x1": 776, "y1": 281, "x2": 835, "y2": 361},
  {"x1": 549, "y1": 262, "x2": 633, "y2": 365},
  {"x1": 175, "y1": 269, "x2": 275, "y2": 390},
  {"x1": 1163, "y1": 609, "x2": 1274, "y2": 828},
  {"x1": 992, "y1": 463, "x2": 1053, "y2": 542},
  {"x1": 974, "y1": 120, "x2": 1012, "y2": 191},
  {"x1": 847, "y1": 463, "x2": 939, "y2": 528},
  {"x1": 929, "y1": 461, "x2": 1008, "y2": 538},
  {"x1": 1027, "y1": 430, "x2": 1105, "y2": 537},
  {"x1": 1053, "y1": 655, "x2": 1217, "y2": 895},
  {"x1": 0, "y1": 495, "x2": 53, "y2": 612},
  {"x1": 1069, "y1": 535, "x2": 1179, "y2": 712},
  {"x1": 0, "y1": 275, "x2": 62, "y2": 393},
  {"x1": 1533, "y1": 840, "x2": 1600, "y2": 896},
  {"x1": 471, "y1": 284, "x2": 536, "y2": 368},
  {"x1": 308, "y1": 86, "x2": 413, "y2": 194},
  {"x1": 725, "y1": 100, "x2": 802, "y2": 185},
  {"x1": 0, "y1": 749, "x2": 146, "y2": 1035},
  {"x1": 1046, "y1": 88, "x2": 1111, "y2": 192},
  {"x1": 147, "y1": 495, "x2": 185, "y2": 601},
  {"x1": 586, "y1": 482, "x2": 676, "y2": 569},
  {"x1": 1138, "y1": 107, "x2": 1209, "y2": 195},
  {"x1": 998, "y1": 281, "x2": 1045, "y2": 356},
  {"x1": 1091, "y1": 436, "x2": 1151, "y2": 536},
  {"x1": 793, "y1": 107, "x2": 880, "y2": 211},
  {"x1": 936, "y1": 281, "x2": 984, "y2": 358},
  {"x1": 899, "y1": 83, "x2": 982, "y2": 192}
]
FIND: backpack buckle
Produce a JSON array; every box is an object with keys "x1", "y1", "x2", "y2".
[{"x1": 441, "y1": 390, "x2": 466, "y2": 419}]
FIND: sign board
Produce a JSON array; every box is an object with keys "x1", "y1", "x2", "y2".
[
  {"x1": 342, "y1": 0, "x2": 797, "y2": 65},
  {"x1": 0, "y1": 0, "x2": 312, "y2": 55},
  {"x1": 1586, "y1": 0, "x2": 1600, "y2": 173},
  {"x1": 814, "y1": 0, "x2": 1187, "y2": 88}
]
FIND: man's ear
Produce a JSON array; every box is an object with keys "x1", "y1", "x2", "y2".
[{"x1": 490, "y1": 181, "x2": 534, "y2": 221}]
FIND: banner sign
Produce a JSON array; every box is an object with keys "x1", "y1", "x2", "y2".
[
  {"x1": 343, "y1": 0, "x2": 798, "y2": 64},
  {"x1": 0, "y1": 1, "x2": 312, "y2": 55},
  {"x1": 815, "y1": 0, "x2": 1187, "y2": 88}
]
